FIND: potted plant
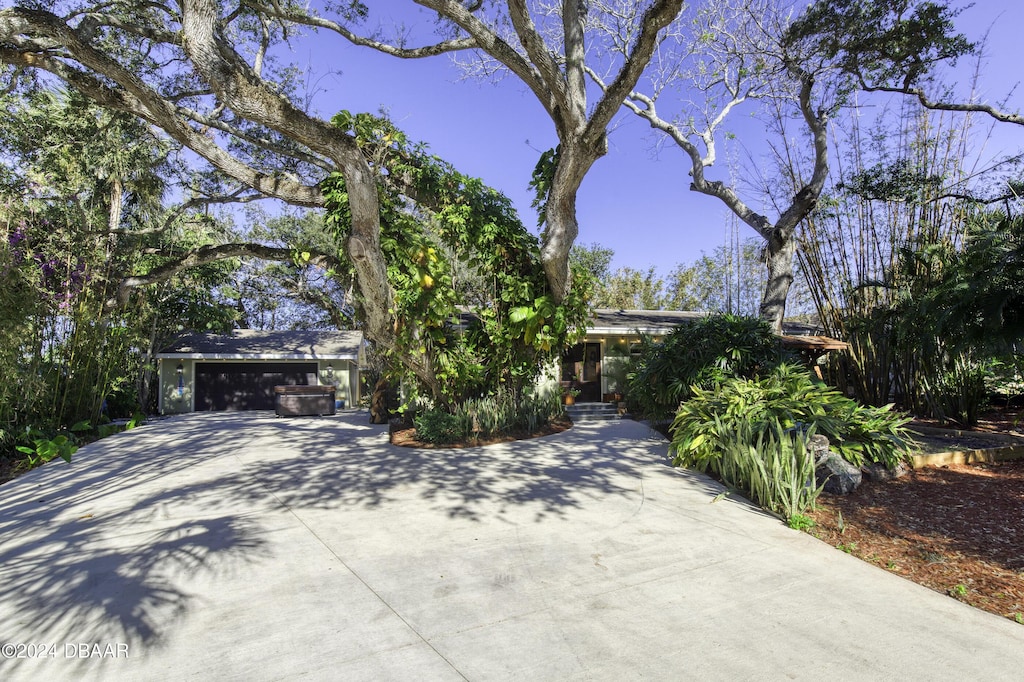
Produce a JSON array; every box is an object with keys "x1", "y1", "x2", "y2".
[{"x1": 563, "y1": 387, "x2": 580, "y2": 406}]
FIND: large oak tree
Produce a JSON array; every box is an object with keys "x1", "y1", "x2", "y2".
[{"x1": 0, "y1": 1, "x2": 589, "y2": 401}]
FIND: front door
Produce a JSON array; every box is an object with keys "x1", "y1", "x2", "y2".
[{"x1": 561, "y1": 342, "x2": 602, "y2": 402}]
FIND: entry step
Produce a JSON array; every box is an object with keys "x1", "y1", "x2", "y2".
[{"x1": 566, "y1": 403, "x2": 624, "y2": 422}]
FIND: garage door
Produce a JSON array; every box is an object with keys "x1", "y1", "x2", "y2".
[{"x1": 195, "y1": 362, "x2": 318, "y2": 411}]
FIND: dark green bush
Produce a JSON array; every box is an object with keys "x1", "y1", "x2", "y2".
[
  {"x1": 670, "y1": 363, "x2": 914, "y2": 470},
  {"x1": 626, "y1": 314, "x2": 787, "y2": 421},
  {"x1": 414, "y1": 410, "x2": 464, "y2": 444}
]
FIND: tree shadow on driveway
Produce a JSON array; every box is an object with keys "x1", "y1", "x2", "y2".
[
  {"x1": 0, "y1": 411, "x2": 722, "y2": 665},
  {"x1": 240, "y1": 414, "x2": 722, "y2": 523}
]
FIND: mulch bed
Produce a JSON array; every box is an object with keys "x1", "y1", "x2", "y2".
[{"x1": 804, "y1": 458, "x2": 1024, "y2": 624}]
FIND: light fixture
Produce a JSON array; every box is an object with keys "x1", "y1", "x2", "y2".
[
  {"x1": 176, "y1": 363, "x2": 184, "y2": 397},
  {"x1": 326, "y1": 363, "x2": 335, "y2": 380},
  {"x1": 176, "y1": 363, "x2": 184, "y2": 375}
]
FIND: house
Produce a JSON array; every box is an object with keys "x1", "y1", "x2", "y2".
[
  {"x1": 156, "y1": 329, "x2": 362, "y2": 414},
  {"x1": 557, "y1": 309, "x2": 843, "y2": 403},
  {"x1": 157, "y1": 310, "x2": 841, "y2": 413}
]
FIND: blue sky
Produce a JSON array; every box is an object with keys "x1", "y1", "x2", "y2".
[{"x1": 291, "y1": 1, "x2": 1024, "y2": 275}]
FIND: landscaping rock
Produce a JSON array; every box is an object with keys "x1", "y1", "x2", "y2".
[
  {"x1": 808, "y1": 434, "x2": 831, "y2": 461},
  {"x1": 861, "y1": 462, "x2": 910, "y2": 482},
  {"x1": 812, "y1": 434, "x2": 862, "y2": 494}
]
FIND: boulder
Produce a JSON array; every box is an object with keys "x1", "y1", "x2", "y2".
[
  {"x1": 861, "y1": 461, "x2": 910, "y2": 482},
  {"x1": 808, "y1": 434, "x2": 831, "y2": 460},
  {"x1": 811, "y1": 434, "x2": 862, "y2": 494}
]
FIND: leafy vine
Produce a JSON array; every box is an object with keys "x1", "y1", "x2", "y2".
[{"x1": 321, "y1": 112, "x2": 591, "y2": 406}]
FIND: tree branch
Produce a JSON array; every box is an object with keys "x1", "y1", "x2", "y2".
[
  {"x1": 584, "y1": 0, "x2": 683, "y2": 146},
  {"x1": 860, "y1": 81, "x2": 1024, "y2": 126},
  {"x1": 245, "y1": 1, "x2": 478, "y2": 58},
  {"x1": 0, "y1": 7, "x2": 324, "y2": 206},
  {"x1": 106, "y1": 242, "x2": 339, "y2": 310},
  {"x1": 414, "y1": 0, "x2": 556, "y2": 119}
]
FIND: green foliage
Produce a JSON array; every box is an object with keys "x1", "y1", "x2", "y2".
[
  {"x1": 886, "y1": 212, "x2": 1024, "y2": 423},
  {"x1": 667, "y1": 239, "x2": 804, "y2": 316},
  {"x1": 15, "y1": 433, "x2": 79, "y2": 466},
  {"x1": 0, "y1": 85, "x2": 243, "y2": 465},
  {"x1": 414, "y1": 410, "x2": 464, "y2": 445},
  {"x1": 788, "y1": 513, "x2": 816, "y2": 531},
  {"x1": 322, "y1": 112, "x2": 590, "y2": 406},
  {"x1": 413, "y1": 391, "x2": 564, "y2": 445},
  {"x1": 569, "y1": 242, "x2": 614, "y2": 285},
  {"x1": 799, "y1": 106, "x2": 1021, "y2": 426},
  {"x1": 786, "y1": 0, "x2": 974, "y2": 93},
  {"x1": 529, "y1": 145, "x2": 560, "y2": 228},
  {"x1": 626, "y1": 314, "x2": 786, "y2": 422},
  {"x1": 841, "y1": 158, "x2": 943, "y2": 203},
  {"x1": 711, "y1": 419, "x2": 825, "y2": 521},
  {"x1": 923, "y1": 212, "x2": 1024, "y2": 351},
  {"x1": 670, "y1": 364, "x2": 914, "y2": 470},
  {"x1": 844, "y1": 216, "x2": 1022, "y2": 425},
  {"x1": 567, "y1": 239, "x2": 815, "y2": 316}
]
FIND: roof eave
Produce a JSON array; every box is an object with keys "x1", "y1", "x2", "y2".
[{"x1": 155, "y1": 352, "x2": 360, "y2": 361}]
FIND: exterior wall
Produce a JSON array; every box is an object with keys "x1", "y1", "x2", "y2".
[
  {"x1": 317, "y1": 359, "x2": 359, "y2": 408},
  {"x1": 159, "y1": 358, "x2": 195, "y2": 415}
]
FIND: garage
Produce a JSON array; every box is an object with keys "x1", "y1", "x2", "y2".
[
  {"x1": 194, "y1": 362, "x2": 318, "y2": 411},
  {"x1": 157, "y1": 329, "x2": 363, "y2": 415}
]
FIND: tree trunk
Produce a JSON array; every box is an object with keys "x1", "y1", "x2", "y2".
[
  {"x1": 540, "y1": 144, "x2": 599, "y2": 303},
  {"x1": 759, "y1": 230, "x2": 797, "y2": 334},
  {"x1": 369, "y1": 378, "x2": 392, "y2": 424},
  {"x1": 541, "y1": 189, "x2": 579, "y2": 303}
]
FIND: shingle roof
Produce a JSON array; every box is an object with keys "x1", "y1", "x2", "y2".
[
  {"x1": 157, "y1": 329, "x2": 363, "y2": 360},
  {"x1": 587, "y1": 309, "x2": 821, "y2": 336}
]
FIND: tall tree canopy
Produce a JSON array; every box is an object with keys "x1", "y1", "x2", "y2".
[
  {"x1": 2, "y1": 0, "x2": 1019, "y2": 344},
  {"x1": 0, "y1": 2, "x2": 592, "y2": 403}
]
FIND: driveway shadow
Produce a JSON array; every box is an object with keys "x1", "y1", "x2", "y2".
[
  {"x1": 240, "y1": 415, "x2": 721, "y2": 522},
  {"x1": 0, "y1": 412, "x2": 719, "y2": 662},
  {"x1": 0, "y1": 416, "x2": 273, "y2": 660}
]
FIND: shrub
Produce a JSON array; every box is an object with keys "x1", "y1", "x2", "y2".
[
  {"x1": 670, "y1": 364, "x2": 914, "y2": 470},
  {"x1": 712, "y1": 418, "x2": 825, "y2": 520},
  {"x1": 470, "y1": 391, "x2": 564, "y2": 437},
  {"x1": 626, "y1": 314, "x2": 787, "y2": 422},
  {"x1": 414, "y1": 410, "x2": 464, "y2": 444},
  {"x1": 413, "y1": 390, "x2": 565, "y2": 444}
]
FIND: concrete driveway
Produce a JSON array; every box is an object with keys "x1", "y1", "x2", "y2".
[{"x1": 0, "y1": 412, "x2": 1020, "y2": 681}]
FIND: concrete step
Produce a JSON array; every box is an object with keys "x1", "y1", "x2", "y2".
[{"x1": 566, "y1": 403, "x2": 624, "y2": 422}]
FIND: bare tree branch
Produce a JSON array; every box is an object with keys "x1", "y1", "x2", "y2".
[
  {"x1": 414, "y1": 0, "x2": 555, "y2": 119},
  {"x1": 584, "y1": 0, "x2": 684, "y2": 146},
  {"x1": 860, "y1": 81, "x2": 1024, "y2": 127}
]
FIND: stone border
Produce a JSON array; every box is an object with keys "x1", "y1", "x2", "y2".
[{"x1": 910, "y1": 425, "x2": 1024, "y2": 468}]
